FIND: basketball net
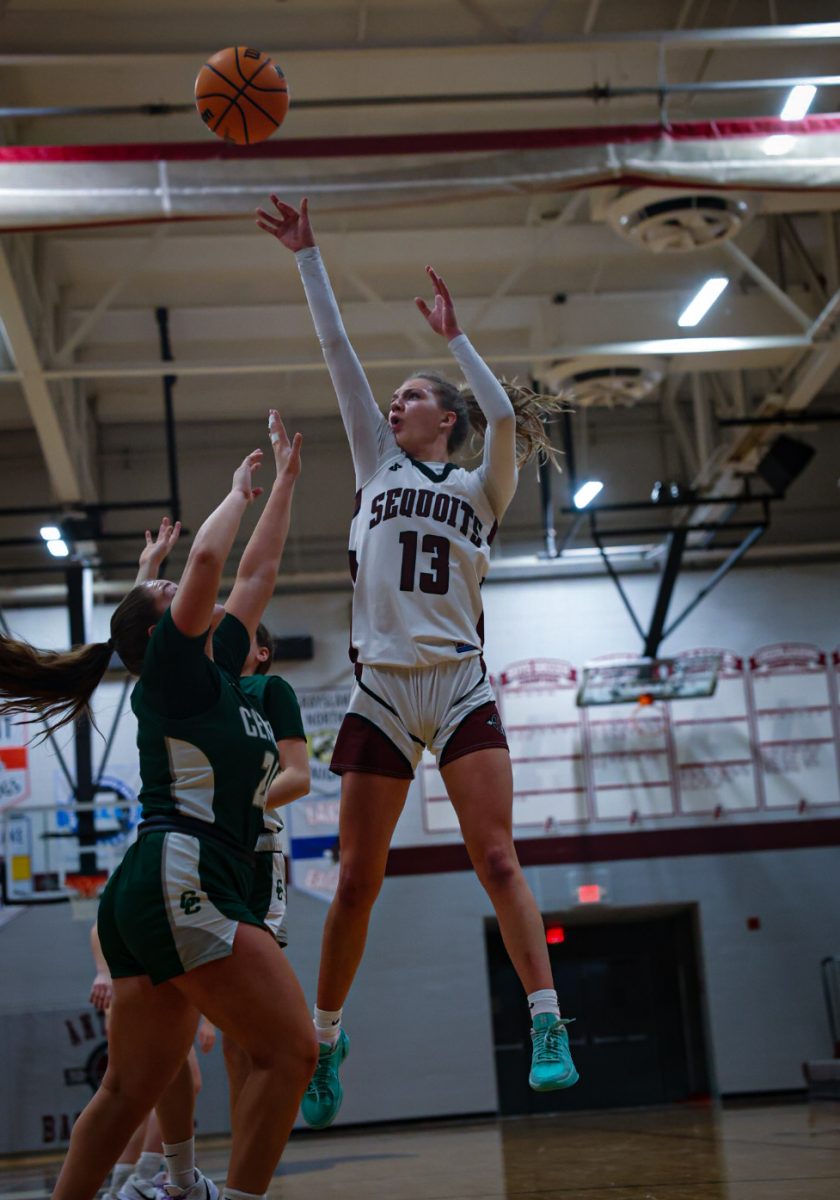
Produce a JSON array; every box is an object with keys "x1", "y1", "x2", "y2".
[
  {"x1": 629, "y1": 693, "x2": 663, "y2": 739},
  {"x1": 65, "y1": 872, "x2": 108, "y2": 921}
]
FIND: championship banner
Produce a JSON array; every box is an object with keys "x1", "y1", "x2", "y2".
[{"x1": 288, "y1": 686, "x2": 351, "y2": 902}]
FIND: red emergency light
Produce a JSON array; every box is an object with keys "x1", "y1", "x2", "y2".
[{"x1": 577, "y1": 883, "x2": 603, "y2": 904}]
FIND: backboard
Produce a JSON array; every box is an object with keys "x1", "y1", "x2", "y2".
[
  {"x1": 0, "y1": 799, "x2": 141, "y2": 908},
  {"x1": 576, "y1": 653, "x2": 722, "y2": 707}
]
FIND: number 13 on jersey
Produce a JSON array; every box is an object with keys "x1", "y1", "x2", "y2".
[{"x1": 398, "y1": 532, "x2": 450, "y2": 595}]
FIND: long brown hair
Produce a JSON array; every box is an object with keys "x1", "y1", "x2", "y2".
[
  {"x1": 414, "y1": 371, "x2": 568, "y2": 469},
  {"x1": 0, "y1": 584, "x2": 159, "y2": 737}
]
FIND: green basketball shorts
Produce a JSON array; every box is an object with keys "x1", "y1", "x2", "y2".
[{"x1": 98, "y1": 830, "x2": 266, "y2": 985}]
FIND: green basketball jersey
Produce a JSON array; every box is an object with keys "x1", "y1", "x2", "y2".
[
  {"x1": 131, "y1": 609, "x2": 279, "y2": 851},
  {"x1": 239, "y1": 673, "x2": 305, "y2": 742},
  {"x1": 238, "y1": 672, "x2": 306, "y2": 836}
]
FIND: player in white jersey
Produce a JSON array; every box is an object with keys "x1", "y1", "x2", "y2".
[{"x1": 258, "y1": 196, "x2": 579, "y2": 1127}]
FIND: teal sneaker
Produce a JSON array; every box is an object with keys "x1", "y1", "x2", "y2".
[
  {"x1": 301, "y1": 1028, "x2": 350, "y2": 1129},
  {"x1": 528, "y1": 1014, "x2": 579, "y2": 1092}
]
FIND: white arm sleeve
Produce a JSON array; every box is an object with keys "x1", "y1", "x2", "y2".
[
  {"x1": 295, "y1": 247, "x2": 393, "y2": 486},
  {"x1": 448, "y1": 333, "x2": 518, "y2": 520}
]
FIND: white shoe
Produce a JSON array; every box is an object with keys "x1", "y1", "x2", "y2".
[
  {"x1": 117, "y1": 1176, "x2": 159, "y2": 1200},
  {"x1": 158, "y1": 1172, "x2": 219, "y2": 1200}
]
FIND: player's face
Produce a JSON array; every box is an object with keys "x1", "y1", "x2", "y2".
[
  {"x1": 143, "y1": 578, "x2": 178, "y2": 616},
  {"x1": 143, "y1": 579, "x2": 224, "y2": 627},
  {"x1": 389, "y1": 378, "x2": 454, "y2": 455}
]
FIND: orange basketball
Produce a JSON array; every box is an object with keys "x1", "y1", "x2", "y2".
[{"x1": 195, "y1": 46, "x2": 289, "y2": 146}]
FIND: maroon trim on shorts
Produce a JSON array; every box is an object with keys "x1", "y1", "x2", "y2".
[
  {"x1": 330, "y1": 712, "x2": 415, "y2": 780},
  {"x1": 439, "y1": 701, "x2": 509, "y2": 769}
]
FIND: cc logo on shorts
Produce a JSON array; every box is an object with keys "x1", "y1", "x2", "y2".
[{"x1": 179, "y1": 889, "x2": 202, "y2": 915}]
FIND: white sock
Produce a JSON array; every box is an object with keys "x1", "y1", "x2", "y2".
[
  {"x1": 162, "y1": 1138, "x2": 196, "y2": 1192},
  {"x1": 110, "y1": 1163, "x2": 133, "y2": 1192},
  {"x1": 313, "y1": 1005, "x2": 342, "y2": 1047},
  {"x1": 135, "y1": 1152, "x2": 162, "y2": 1182},
  {"x1": 223, "y1": 1189, "x2": 266, "y2": 1200},
  {"x1": 528, "y1": 988, "x2": 561, "y2": 1022}
]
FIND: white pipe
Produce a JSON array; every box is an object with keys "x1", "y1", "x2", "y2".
[
  {"x1": 0, "y1": 335, "x2": 809, "y2": 384},
  {"x1": 1, "y1": 542, "x2": 837, "y2": 606}
]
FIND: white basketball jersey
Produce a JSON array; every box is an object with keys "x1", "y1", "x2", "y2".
[
  {"x1": 349, "y1": 448, "x2": 498, "y2": 668},
  {"x1": 294, "y1": 247, "x2": 518, "y2": 672}
]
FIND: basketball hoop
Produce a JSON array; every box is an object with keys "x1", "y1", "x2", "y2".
[
  {"x1": 628, "y1": 698, "x2": 666, "y2": 740},
  {"x1": 65, "y1": 871, "x2": 108, "y2": 921}
]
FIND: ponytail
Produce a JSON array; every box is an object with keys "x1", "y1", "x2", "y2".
[
  {"x1": 0, "y1": 583, "x2": 159, "y2": 738},
  {"x1": 415, "y1": 371, "x2": 568, "y2": 469},
  {"x1": 0, "y1": 636, "x2": 113, "y2": 737}
]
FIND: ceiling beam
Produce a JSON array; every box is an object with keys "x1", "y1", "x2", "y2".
[
  {"x1": 1, "y1": 20, "x2": 839, "y2": 61},
  {"x1": 454, "y1": 0, "x2": 516, "y2": 42},
  {"x1": 55, "y1": 226, "x2": 168, "y2": 362},
  {"x1": 722, "y1": 240, "x2": 813, "y2": 331},
  {"x1": 0, "y1": 243, "x2": 85, "y2": 501},
  {"x1": 686, "y1": 306, "x2": 840, "y2": 528}
]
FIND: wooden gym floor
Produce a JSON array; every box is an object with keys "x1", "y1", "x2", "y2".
[{"x1": 2, "y1": 1101, "x2": 840, "y2": 1200}]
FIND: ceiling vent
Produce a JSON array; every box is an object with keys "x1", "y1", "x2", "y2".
[
  {"x1": 607, "y1": 188, "x2": 753, "y2": 253},
  {"x1": 545, "y1": 357, "x2": 665, "y2": 408}
]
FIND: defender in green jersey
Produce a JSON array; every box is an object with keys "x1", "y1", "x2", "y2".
[
  {"x1": 98, "y1": 606, "x2": 282, "y2": 984},
  {"x1": 240, "y1": 632, "x2": 308, "y2": 949},
  {"x1": 0, "y1": 413, "x2": 317, "y2": 1200},
  {"x1": 220, "y1": 621, "x2": 311, "y2": 1121}
]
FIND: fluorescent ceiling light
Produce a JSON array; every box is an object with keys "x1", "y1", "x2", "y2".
[
  {"x1": 780, "y1": 84, "x2": 816, "y2": 121},
  {"x1": 39, "y1": 525, "x2": 61, "y2": 541},
  {"x1": 762, "y1": 134, "x2": 797, "y2": 156},
  {"x1": 573, "y1": 480, "x2": 604, "y2": 509},
  {"x1": 46, "y1": 538, "x2": 69, "y2": 558},
  {"x1": 786, "y1": 23, "x2": 840, "y2": 39},
  {"x1": 561, "y1": 544, "x2": 655, "y2": 560},
  {"x1": 677, "y1": 278, "x2": 729, "y2": 328}
]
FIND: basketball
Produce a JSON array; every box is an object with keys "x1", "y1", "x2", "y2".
[{"x1": 195, "y1": 46, "x2": 289, "y2": 145}]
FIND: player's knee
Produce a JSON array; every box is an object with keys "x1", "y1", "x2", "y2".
[
  {"x1": 98, "y1": 1070, "x2": 159, "y2": 1118},
  {"x1": 335, "y1": 865, "x2": 382, "y2": 912},
  {"x1": 248, "y1": 1020, "x2": 317, "y2": 1081},
  {"x1": 478, "y1": 843, "x2": 519, "y2": 890}
]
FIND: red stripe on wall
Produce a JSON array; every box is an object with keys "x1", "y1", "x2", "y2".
[{"x1": 384, "y1": 817, "x2": 840, "y2": 876}]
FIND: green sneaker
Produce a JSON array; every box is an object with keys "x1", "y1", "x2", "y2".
[
  {"x1": 301, "y1": 1028, "x2": 350, "y2": 1129},
  {"x1": 528, "y1": 1014, "x2": 579, "y2": 1092}
]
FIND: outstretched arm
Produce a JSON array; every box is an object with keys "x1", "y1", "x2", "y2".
[
  {"x1": 170, "y1": 451, "x2": 262, "y2": 638},
  {"x1": 135, "y1": 516, "x2": 181, "y2": 584},
  {"x1": 225, "y1": 410, "x2": 302, "y2": 638},
  {"x1": 416, "y1": 265, "x2": 517, "y2": 519},
  {"x1": 265, "y1": 737, "x2": 310, "y2": 808},
  {"x1": 256, "y1": 196, "x2": 391, "y2": 485}
]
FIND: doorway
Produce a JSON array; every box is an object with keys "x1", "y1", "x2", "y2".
[{"x1": 485, "y1": 905, "x2": 711, "y2": 1113}]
